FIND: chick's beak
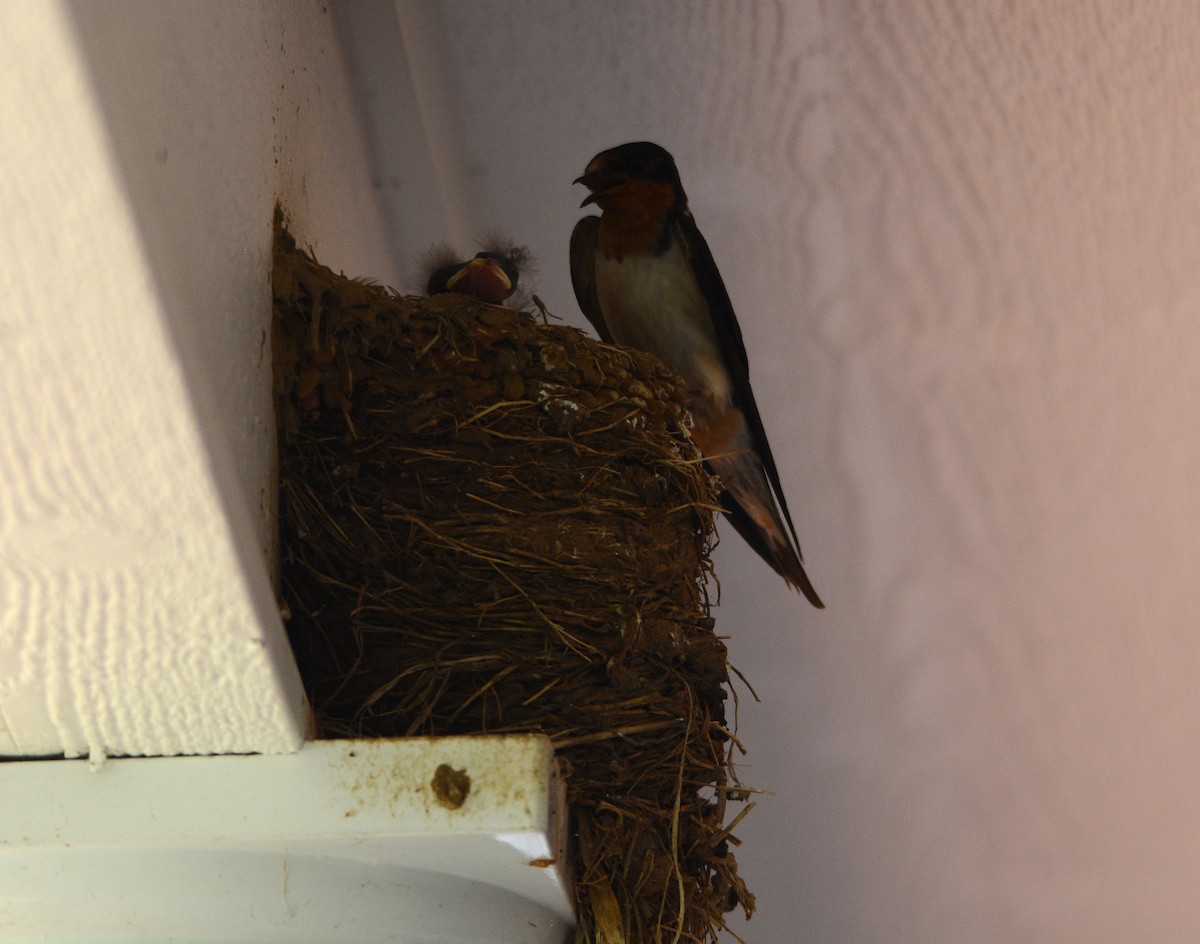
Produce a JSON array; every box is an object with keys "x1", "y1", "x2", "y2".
[{"x1": 445, "y1": 256, "x2": 513, "y2": 304}]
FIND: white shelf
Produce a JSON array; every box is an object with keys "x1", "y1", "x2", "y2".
[{"x1": 0, "y1": 735, "x2": 573, "y2": 943}]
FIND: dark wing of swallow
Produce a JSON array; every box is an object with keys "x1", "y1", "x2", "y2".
[
  {"x1": 568, "y1": 215, "x2": 614, "y2": 344},
  {"x1": 672, "y1": 209, "x2": 820, "y2": 602}
]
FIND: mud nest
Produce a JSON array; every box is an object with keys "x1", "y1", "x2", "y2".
[{"x1": 273, "y1": 226, "x2": 755, "y2": 943}]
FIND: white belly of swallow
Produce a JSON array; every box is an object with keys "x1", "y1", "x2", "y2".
[{"x1": 595, "y1": 239, "x2": 730, "y2": 403}]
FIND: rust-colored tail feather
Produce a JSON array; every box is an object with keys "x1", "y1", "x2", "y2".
[{"x1": 722, "y1": 492, "x2": 824, "y2": 608}]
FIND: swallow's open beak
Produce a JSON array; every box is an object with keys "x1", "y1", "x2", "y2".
[{"x1": 574, "y1": 172, "x2": 625, "y2": 208}]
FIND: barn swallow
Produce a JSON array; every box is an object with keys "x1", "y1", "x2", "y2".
[
  {"x1": 570, "y1": 141, "x2": 823, "y2": 607},
  {"x1": 426, "y1": 249, "x2": 522, "y2": 305}
]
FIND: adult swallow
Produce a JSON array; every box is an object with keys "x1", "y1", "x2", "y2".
[
  {"x1": 426, "y1": 248, "x2": 522, "y2": 305},
  {"x1": 570, "y1": 141, "x2": 823, "y2": 607}
]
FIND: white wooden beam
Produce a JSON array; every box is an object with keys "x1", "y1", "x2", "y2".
[{"x1": 0, "y1": 735, "x2": 573, "y2": 942}]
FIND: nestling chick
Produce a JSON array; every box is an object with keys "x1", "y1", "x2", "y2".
[{"x1": 421, "y1": 241, "x2": 531, "y2": 307}]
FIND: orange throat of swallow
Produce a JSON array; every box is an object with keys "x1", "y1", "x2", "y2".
[{"x1": 594, "y1": 179, "x2": 678, "y2": 255}]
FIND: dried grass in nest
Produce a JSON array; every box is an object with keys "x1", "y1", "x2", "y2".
[{"x1": 273, "y1": 225, "x2": 755, "y2": 943}]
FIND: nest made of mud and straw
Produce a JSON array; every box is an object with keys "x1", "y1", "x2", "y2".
[{"x1": 273, "y1": 227, "x2": 756, "y2": 944}]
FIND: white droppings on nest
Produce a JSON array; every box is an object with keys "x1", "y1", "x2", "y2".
[{"x1": 533, "y1": 380, "x2": 569, "y2": 400}]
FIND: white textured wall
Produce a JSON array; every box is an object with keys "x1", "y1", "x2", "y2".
[
  {"x1": 420, "y1": 2, "x2": 1200, "y2": 941},
  {"x1": 0, "y1": 0, "x2": 394, "y2": 758}
]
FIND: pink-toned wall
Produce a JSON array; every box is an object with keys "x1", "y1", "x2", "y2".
[{"x1": 366, "y1": 3, "x2": 1200, "y2": 939}]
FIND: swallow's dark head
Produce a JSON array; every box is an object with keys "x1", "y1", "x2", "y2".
[{"x1": 575, "y1": 141, "x2": 687, "y2": 211}]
